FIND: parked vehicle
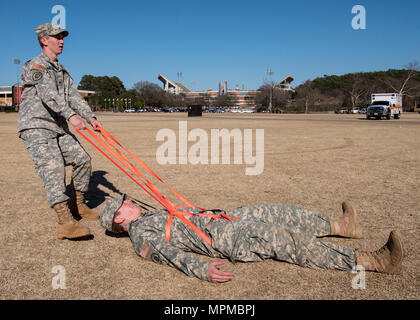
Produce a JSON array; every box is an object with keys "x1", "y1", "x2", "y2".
[{"x1": 366, "y1": 93, "x2": 402, "y2": 120}]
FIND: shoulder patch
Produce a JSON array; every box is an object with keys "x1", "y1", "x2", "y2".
[
  {"x1": 139, "y1": 242, "x2": 150, "y2": 258},
  {"x1": 138, "y1": 241, "x2": 163, "y2": 264},
  {"x1": 32, "y1": 64, "x2": 46, "y2": 72},
  {"x1": 32, "y1": 70, "x2": 43, "y2": 81}
]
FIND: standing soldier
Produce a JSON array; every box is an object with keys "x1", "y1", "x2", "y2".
[{"x1": 18, "y1": 23, "x2": 101, "y2": 239}]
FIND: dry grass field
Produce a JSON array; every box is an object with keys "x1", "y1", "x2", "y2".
[{"x1": 0, "y1": 112, "x2": 419, "y2": 300}]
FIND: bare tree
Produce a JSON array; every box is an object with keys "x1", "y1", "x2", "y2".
[
  {"x1": 296, "y1": 80, "x2": 320, "y2": 113},
  {"x1": 256, "y1": 84, "x2": 290, "y2": 111},
  {"x1": 384, "y1": 61, "x2": 420, "y2": 97},
  {"x1": 262, "y1": 78, "x2": 275, "y2": 113},
  {"x1": 342, "y1": 73, "x2": 369, "y2": 108},
  {"x1": 213, "y1": 94, "x2": 235, "y2": 108},
  {"x1": 133, "y1": 81, "x2": 165, "y2": 107},
  {"x1": 272, "y1": 89, "x2": 290, "y2": 112},
  {"x1": 255, "y1": 84, "x2": 271, "y2": 110}
]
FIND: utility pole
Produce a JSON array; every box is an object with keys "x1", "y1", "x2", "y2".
[
  {"x1": 176, "y1": 72, "x2": 183, "y2": 95},
  {"x1": 266, "y1": 68, "x2": 274, "y2": 113}
]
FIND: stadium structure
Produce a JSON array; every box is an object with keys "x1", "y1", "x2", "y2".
[{"x1": 157, "y1": 73, "x2": 295, "y2": 108}]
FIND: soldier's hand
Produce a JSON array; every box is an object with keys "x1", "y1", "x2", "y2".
[
  {"x1": 69, "y1": 114, "x2": 87, "y2": 130},
  {"x1": 208, "y1": 261, "x2": 233, "y2": 283},
  {"x1": 90, "y1": 117, "x2": 102, "y2": 131}
]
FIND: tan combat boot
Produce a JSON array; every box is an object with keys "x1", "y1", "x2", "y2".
[
  {"x1": 330, "y1": 201, "x2": 363, "y2": 238},
  {"x1": 54, "y1": 201, "x2": 91, "y2": 239},
  {"x1": 355, "y1": 230, "x2": 404, "y2": 274},
  {"x1": 71, "y1": 190, "x2": 99, "y2": 221}
]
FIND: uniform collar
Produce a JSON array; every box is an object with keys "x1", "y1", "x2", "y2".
[
  {"x1": 126, "y1": 210, "x2": 154, "y2": 231},
  {"x1": 39, "y1": 52, "x2": 62, "y2": 71}
]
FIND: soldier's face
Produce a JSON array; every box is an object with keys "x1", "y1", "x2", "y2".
[
  {"x1": 114, "y1": 199, "x2": 142, "y2": 226},
  {"x1": 42, "y1": 34, "x2": 65, "y2": 56}
]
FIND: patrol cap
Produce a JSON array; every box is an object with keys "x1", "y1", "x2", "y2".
[
  {"x1": 35, "y1": 23, "x2": 69, "y2": 39},
  {"x1": 99, "y1": 194, "x2": 126, "y2": 231}
]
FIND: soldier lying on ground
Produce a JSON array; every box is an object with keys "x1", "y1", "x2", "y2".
[{"x1": 99, "y1": 194, "x2": 404, "y2": 283}]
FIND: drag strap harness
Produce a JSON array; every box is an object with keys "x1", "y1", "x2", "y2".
[{"x1": 76, "y1": 125, "x2": 238, "y2": 246}]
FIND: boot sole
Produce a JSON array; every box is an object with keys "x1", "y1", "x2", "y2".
[
  {"x1": 341, "y1": 201, "x2": 364, "y2": 239},
  {"x1": 384, "y1": 231, "x2": 405, "y2": 274},
  {"x1": 79, "y1": 215, "x2": 99, "y2": 221},
  {"x1": 57, "y1": 225, "x2": 91, "y2": 240}
]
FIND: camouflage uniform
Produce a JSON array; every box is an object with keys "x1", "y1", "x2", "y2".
[
  {"x1": 18, "y1": 26, "x2": 96, "y2": 207},
  {"x1": 100, "y1": 196, "x2": 357, "y2": 282}
]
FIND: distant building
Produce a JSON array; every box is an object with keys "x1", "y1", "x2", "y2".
[
  {"x1": 157, "y1": 73, "x2": 294, "y2": 108},
  {"x1": 0, "y1": 86, "x2": 13, "y2": 106},
  {"x1": 0, "y1": 85, "x2": 95, "y2": 107},
  {"x1": 178, "y1": 88, "x2": 258, "y2": 108},
  {"x1": 158, "y1": 74, "x2": 191, "y2": 95},
  {"x1": 274, "y1": 75, "x2": 295, "y2": 92}
]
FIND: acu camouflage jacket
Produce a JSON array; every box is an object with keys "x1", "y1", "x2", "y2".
[
  {"x1": 126, "y1": 207, "x2": 226, "y2": 282},
  {"x1": 18, "y1": 52, "x2": 95, "y2": 134}
]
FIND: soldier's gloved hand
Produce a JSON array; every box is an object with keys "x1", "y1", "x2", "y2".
[
  {"x1": 90, "y1": 117, "x2": 102, "y2": 131},
  {"x1": 69, "y1": 114, "x2": 87, "y2": 130},
  {"x1": 208, "y1": 261, "x2": 233, "y2": 283}
]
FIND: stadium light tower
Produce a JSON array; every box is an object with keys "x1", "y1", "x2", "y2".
[{"x1": 13, "y1": 58, "x2": 21, "y2": 110}]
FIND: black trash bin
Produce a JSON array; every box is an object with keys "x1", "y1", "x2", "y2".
[{"x1": 188, "y1": 105, "x2": 202, "y2": 117}]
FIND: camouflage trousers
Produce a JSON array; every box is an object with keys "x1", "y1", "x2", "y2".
[
  {"x1": 209, "y1": 203, "x2": 356, "y2": 270},
  {"x1": 20, "y1": 129, "x2": 91, "y2": 207}
]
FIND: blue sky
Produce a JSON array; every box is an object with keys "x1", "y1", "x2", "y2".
[{"x1": 1, "y1": 0, "x2": 419, "y2": 91}]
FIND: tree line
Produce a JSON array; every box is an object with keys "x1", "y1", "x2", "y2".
[
  {"x1": 256, "y1": 61, "x2": 420, "y2": 113},
  {"x1": 78, "y1": 75, "x2": 191, "y2": 110},
  {"x1": 78, "y1": 75, "x2": 249, "y2": 110},
  {"x1": 78, "y1": 61, "x2": 420, "y2": 112},
  {"x1": 292, "y1": 62, "x2": 420, "y2": 112}
]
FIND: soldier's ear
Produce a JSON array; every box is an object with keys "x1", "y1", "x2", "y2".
[
  {"x1": 39, "y1": 36, "x2": 49, "y2": 47},
  {"x1": 114, "y1": 213, "x2": 124, "y2": 224}
]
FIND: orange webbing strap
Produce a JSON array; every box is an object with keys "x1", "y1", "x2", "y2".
[
  {"x1": 93, "y1": 129, "x2": 175, "y2": 210},
  {"x1": 76, "y1": 128, "x2": 168, "y2": 209},
  {"x1": 94, "y1": 128, "x2": 191, "y2": 213},
  {"x1": 99, "y1": 126, "x2": 202, "y2": 210},
  {"x1": 76, "y1": 126, "x2": 238, "y2": 246},
  {"x1": 165, "y1": 209, "x2": 239, "y2": 246}
]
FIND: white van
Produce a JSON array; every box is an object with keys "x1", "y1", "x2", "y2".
[{"x1": 367, "y1": 93, "x2": 402, "y2": 120}]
